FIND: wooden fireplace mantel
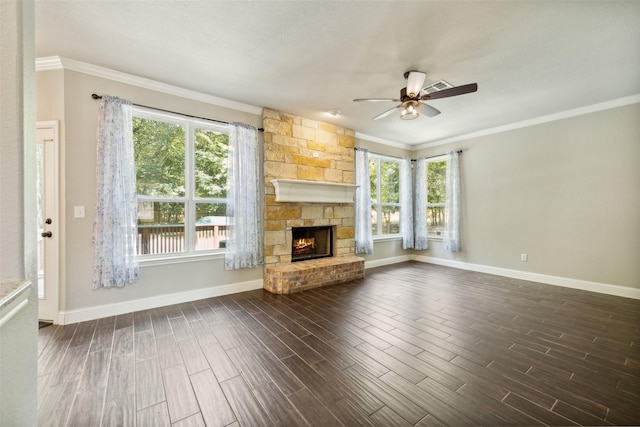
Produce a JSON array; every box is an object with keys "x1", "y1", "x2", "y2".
[{"x1": 272, "y1": 179, "x2": 357, "y2": 204}]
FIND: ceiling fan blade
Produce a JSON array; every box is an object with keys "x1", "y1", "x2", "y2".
[
  {"x1": 419, "y1": 102, "x2": 441, "y2": 117},
  {"x1": 372, "y1": 105, "x2": 400, "y2": 120},
  {"x1": 353, "y1": 98, "x2": 401, "y2": 102},
  {"x1": 420, "y1": 83, "x2": 478, "y2": 101}
]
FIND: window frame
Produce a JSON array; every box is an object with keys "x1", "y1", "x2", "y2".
[
  {"x1": 369, "y1": 153, "x2": 402, "y2": 240},
  {"x1": 425, "y1": 155, "x2": 447, "y2": 239},
  {"x1": 133, "y1": 107, "x2": 230, "y2": 261}
]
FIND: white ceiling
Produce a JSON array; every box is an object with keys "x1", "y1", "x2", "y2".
[{"x1": 35, "y1": 1, "x2": 640, "y2": 147}]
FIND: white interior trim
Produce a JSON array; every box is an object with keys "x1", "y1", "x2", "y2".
[
  {"x1": 355, "y1": 132, "x2": 410, "y2": 149},
  {"x1": 35, "y1": 56, "x2": 263, "y2": 116},
  {"x1": 37, "y1": 56, "x2": 638, "y2": 153},
  {"x1": 138, "y1": 251, "x2": 224, "y2": 267},
  {"x1": 34, "y1": 56, "x2": 63, "y2": 71},
  {"x1": 0, "y1": 281, "x2": 31, "y2": 329},
  {"x1": 414, "y1": 94, "x2": 640, "y2": 150},
  {"x1": 412, "y1": 255, "x2": 640, "y2": 300},
  {"x1": 56, "y1": 279, "x2": 263, "y2": 325},
  {"x1": 54, "y1": 253, "x2": 639, "y2": 324},
  {"x1": 364, "y1": 255, "x2": 412, "y2": 270}
]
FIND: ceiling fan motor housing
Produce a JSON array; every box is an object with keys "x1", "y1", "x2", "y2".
[{"x1": 400, "y1": 87, "x2": 413, "y2": 102}]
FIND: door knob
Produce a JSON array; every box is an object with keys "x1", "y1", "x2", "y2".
[{"x1": 41, "y1": 231, "x2": 52, "y2": 238}]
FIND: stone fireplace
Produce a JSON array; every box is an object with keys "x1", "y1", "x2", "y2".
[{"x1": 262, "y1": 109, "x2": 364, "y2": 294}]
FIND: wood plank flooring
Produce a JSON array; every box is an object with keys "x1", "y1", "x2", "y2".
[{"x1": 38, "y1": 261, "x2": 640, "y2": 426}]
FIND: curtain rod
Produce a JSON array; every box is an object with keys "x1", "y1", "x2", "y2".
[
  {"x1": 91, "y1": 94, "x2": 264, "y2": 132},
  {"x1": 354, "y1": 147, "x2": 462, "y2": 161}
]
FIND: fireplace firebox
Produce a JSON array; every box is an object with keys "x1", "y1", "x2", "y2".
[{"x1": 291, "y1": 226, "x2": 333, "y2": 262}]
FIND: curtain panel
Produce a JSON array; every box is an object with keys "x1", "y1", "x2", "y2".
[
  {"x1": 400, "y1": 157, "x2": 414, "y2": 249},
  {"x1": 354, "y1": 149, "x2": 374, "y2": 254},
  {"x1": 442, "y1": 151, "x2": 461, "y2": 252},
  {"x1": 413, "y1": 158, "x2": 429, "y2": 250},
  {"x1": 225, "y1": 122, "x2": 263, "y2": 270},
  {"x1": 92, "y1": 95, "x2": 139, "y2": 288}
]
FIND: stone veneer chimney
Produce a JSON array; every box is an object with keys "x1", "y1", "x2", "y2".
[{"x1": 262, "y1": 109, "x2": 364, "y2": 293}]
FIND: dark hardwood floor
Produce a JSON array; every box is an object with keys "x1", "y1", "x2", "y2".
[{"x1": 38, "y1": 261, "x2": 640, "y2": 426}]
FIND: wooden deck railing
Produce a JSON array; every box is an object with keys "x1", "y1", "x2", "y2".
[{"x1": 138, "y1": 224, "x2": 230, "y2": 255}]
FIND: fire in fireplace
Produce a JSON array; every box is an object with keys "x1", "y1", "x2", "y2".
[
  {"x1": 293, "y1": 237, "x2": 316, "y2": 255},
  {"x1": 291, "y1": 226, "x2": 333, "y2": 262}
]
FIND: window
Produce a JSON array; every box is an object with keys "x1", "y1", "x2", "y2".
[
  {"x1": 369, "y1": 155, "x2": 401, "y2": 237},
  {"x1": 133, "y1": 109, "x2": 230, "y2": 256},
  {"x1": 426, "y1": 158, "x2": 446, "y2": 237}
]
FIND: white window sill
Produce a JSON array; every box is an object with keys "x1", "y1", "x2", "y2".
[
  {"x1": 139, "y1": 251, "x2": 225, "y2": 267},
  {"x1": 371, "y1": 235, "x2": 442, "y2": 244},
  {"x1": 373, "y1": 235, "x2": 402, "y2": 242}
]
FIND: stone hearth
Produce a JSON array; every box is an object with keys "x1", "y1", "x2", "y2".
[{"x1": 264, "y1": 256, "x2": 364, "y2": 294}]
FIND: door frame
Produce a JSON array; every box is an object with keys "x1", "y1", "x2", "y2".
[{"x1": 37, "y1": 120, "x2": 60, "y2": 323}]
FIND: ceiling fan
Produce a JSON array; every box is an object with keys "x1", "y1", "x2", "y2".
[{"x1": 353, "y1": 71, "x2": 478, "y2": 120}]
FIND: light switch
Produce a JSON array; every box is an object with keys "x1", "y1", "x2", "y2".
[{"x1": 74, "y1": 205, "x2": 85, "y2": 218}]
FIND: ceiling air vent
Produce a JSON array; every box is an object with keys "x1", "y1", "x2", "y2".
[{"x1": 422, "y1": 80, "x2": 453, "y2": 94}]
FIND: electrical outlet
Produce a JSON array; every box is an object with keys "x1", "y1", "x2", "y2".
[
  {"x1": 74, "y1": 205, "x2": 85, "y2": 218},
  {"x1": 520, "y1": 253, "x2": 528, "y2": 262}
]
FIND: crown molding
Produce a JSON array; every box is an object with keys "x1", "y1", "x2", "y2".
[
  {"x1": 35, "y1": 56, "x2": 639, "y2": 149},
  {"x1": 414, "y1": 94, "x2": 640, "y2": 150},
  {"x1": 35, "y1": 56, "x2": 263, "y2": 116},
  {"x1": 355, "y1": 132, "x2": 411, "y2": 150},
  {"x1": 35, "y1": 56, "x2": 64, "y2": 71}
]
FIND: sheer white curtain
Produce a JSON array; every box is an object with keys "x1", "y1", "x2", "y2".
[
  {"x1": 92, "y1": 95, "x2": 139, "y2": 289},
  {"x1": 443, "y1": 151, "x2": 461, "y2": 252},
  {"x1": 354, "y1": 149, "x2": 373, "y2": 254},
  {"x1": 225, "y1": 122, "x2": 263, "y2": 270},
  {"x1": 400, "y1": 157, "x2": 414, "y2": 249},
  {"x1": 413, "y1": 158, "x2": 429, "y2": 250}
]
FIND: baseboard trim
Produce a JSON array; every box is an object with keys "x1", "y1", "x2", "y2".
[
  {"x1": 56, "y1": 257, "x2": 639, "y2": 324},
  {"x1": 364, "y1": 255, "x2": 412, "y2": 270},
  {"x1": 57, "y1": 279, "x2": 263, "y2": 325},
  {"x1": 412, "y1": 255, "x2": 640, "y2": 300}
]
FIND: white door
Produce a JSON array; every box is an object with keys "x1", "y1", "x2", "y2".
[{"x1": 36, "y1": 121, "x2": 60, "y2": 322}]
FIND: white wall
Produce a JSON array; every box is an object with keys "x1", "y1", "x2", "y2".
[
  {"x1": 414, "y1": 102, "x2": 640, "y2": 291},
  {"x1": 37, "y1": 63, "x2": 639, "y2": 324},
  {"x1": 1, "y1": 1, "x2": 25, "y2": 282},
  {"x1": 37, "y1": 68, "x2": 264, "y2": 323},
  {"x1": 0, "y1": 0, "x2": 38, "y2": 425}
]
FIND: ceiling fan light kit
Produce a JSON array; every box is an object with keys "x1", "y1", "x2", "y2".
[
  {"x1": 400, "y1": 100, "x2": 421, "y2": 120},
  {"x1": 404, "y1": 70, "x2": 426, "y2": 97},
  {"x1": 354, "y1": 70, "x2": 478, "y2": 121}
]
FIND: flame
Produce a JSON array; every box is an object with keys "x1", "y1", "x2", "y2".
[{"x1": 293, "y1": 237, "x2": 316, "y2": 254}]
